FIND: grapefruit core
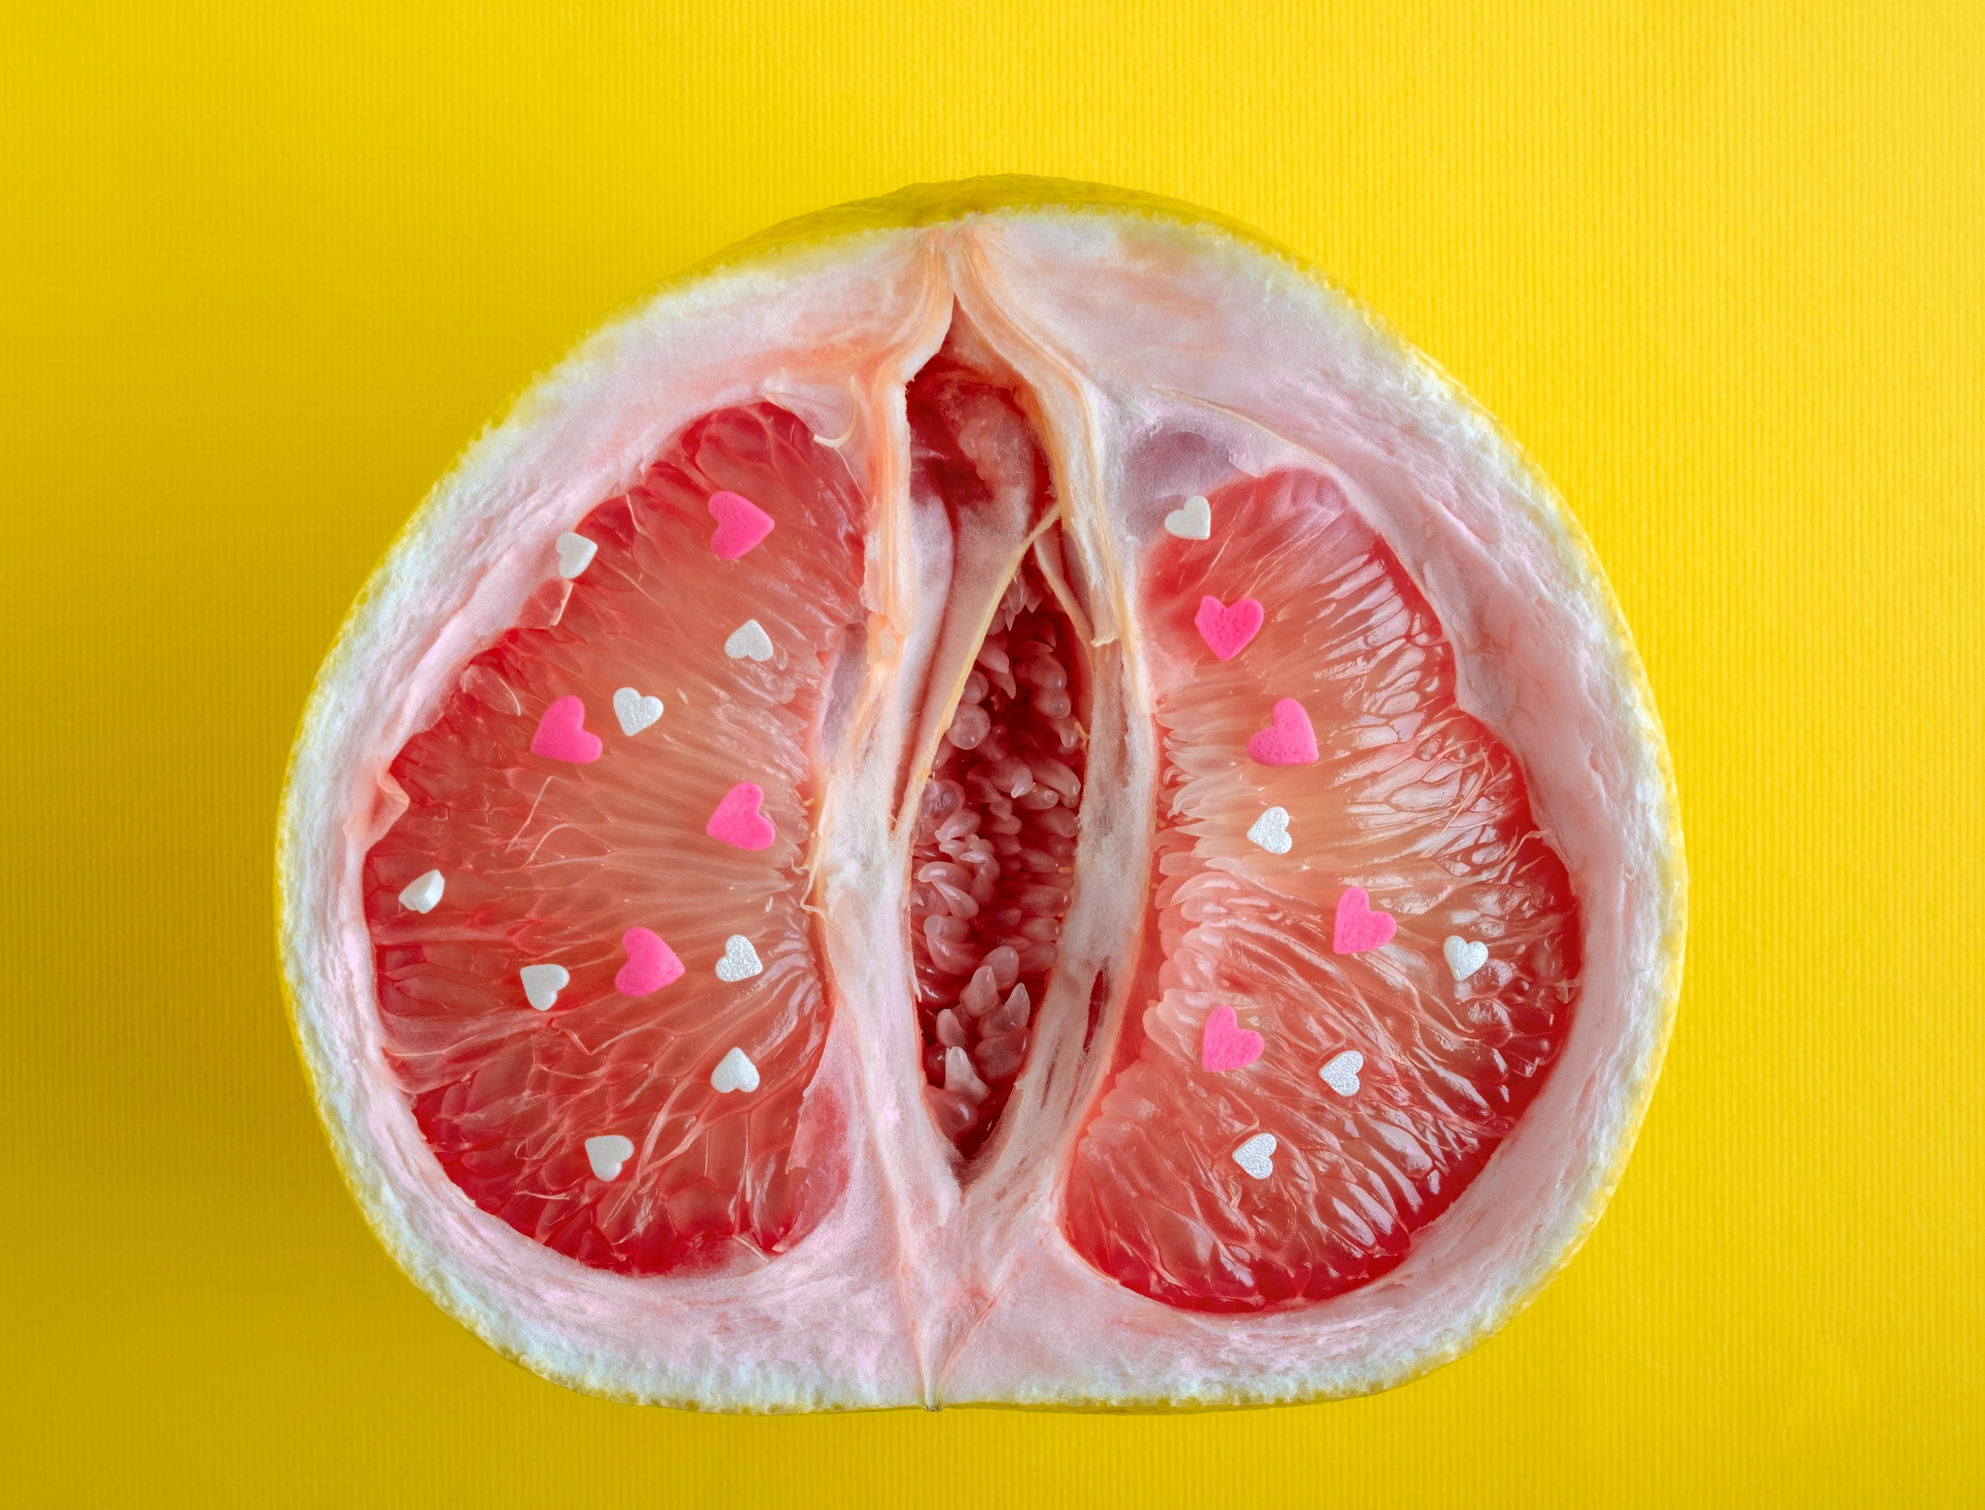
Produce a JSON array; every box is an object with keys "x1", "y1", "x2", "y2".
[{"x1": 279, "y1": 177, "x2": 1684, "y2": 1409}]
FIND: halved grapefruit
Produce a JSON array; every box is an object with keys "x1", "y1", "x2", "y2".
[{"x1": 279, "y1": 177, "x2": 1684, "y2": 1409}]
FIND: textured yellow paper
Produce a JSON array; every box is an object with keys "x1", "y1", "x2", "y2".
[{"x1": 1, "y1": 2, "x2": 1978, "y2": 1504}]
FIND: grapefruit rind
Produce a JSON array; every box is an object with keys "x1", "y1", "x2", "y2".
[{"x1": 278, "y1": 176, "x2": 1683, "y2": 1409}]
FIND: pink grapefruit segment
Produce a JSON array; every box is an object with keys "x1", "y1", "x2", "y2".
[
  {"x1": 362, "y1": 403, "x2": 866, "y2": 1276},
  {"x1": 1061, "y1": 470, "x2": 1581, "y2": 1311}
]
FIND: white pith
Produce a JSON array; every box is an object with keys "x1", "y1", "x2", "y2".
[{"x1": 278, "y1": 200, "x2": 1684, "y2": 1410}]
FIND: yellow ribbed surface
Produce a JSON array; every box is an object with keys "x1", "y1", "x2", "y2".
[{"x1": 1, "y1": 2, "x2": 1977, "y2": 1503}]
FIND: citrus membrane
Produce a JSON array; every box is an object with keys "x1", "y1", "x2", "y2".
[{"x1": 280, "y1": 177, "x2": 1683, "y2": 1408}]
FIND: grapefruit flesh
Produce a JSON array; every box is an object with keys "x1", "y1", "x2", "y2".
[
  {"x1": 364, "y1": 403, "x2": 865, "y2": 1275},
  {"x1": 1063, "y1": 470, "x2": 1578, "y2": 1310},
  {"x1": 898, "y1": 346, "x2": 1082, "y2": 1157},
  {"x1": 283, "y1": 178, "x2": 1682, "y2": 1409}
]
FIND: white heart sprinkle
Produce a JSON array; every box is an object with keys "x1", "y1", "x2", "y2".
[
  {"x1": 1164, "y1": 495, "x2": 1212, "y2": 540},
  {"x1": 1444, "y1": 935, "x2": 1489, "y2": 982},
  {"x1": 555, "y1": 532, "x2": 598, "y2": 579},
  {"x1": 398, "y1": 869, "x2": 444, "y2": 914},
  {"x1": 711, "y1": 1046, "x2": 760, "y2": 1094},
  {"x1": 1320, "y1": 1050, "x2": 1364, "y2": 1096},
  {"x1": 612, "y1": 686, "x2": 664, "y2": 736},
  {"x1": 715, "y1": 935, "x2": 763, "y2": 983},
  {"x1": 518, "y1": 963, "x2": 569, "y2": 1011},
  {"x1": 1232, "y1": 1132, "x2": 1277, "y2": 1179},
  {"x1": 1246, "y1": 805, "x2": 1292, "y2": 854},
  {"x1": 584, "y1": 1134, "x2": 634, "y2": 1181},
  {"x1": 724, "y1": 619, "x2": 774, "y2": 662}
]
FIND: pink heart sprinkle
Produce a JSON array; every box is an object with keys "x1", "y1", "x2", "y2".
[
  {"x1": 529, "y1": 695, "x2": 602, "y2": 763},
  {"x1": 1199, "y1": 1004, "x2": 1265, "y2": 1072},
  {"x1": 1194, "y1": 595, "x2": 1264, "y2": 661},
  {"x1": 708, "y1": 490, "x2": 774, "y2": 560},
  {"x1": 1332, "y1": 887, "x2": 1397, "y2": 954},
  {"x1": 706, "y1": 781, "x2": 776, "y2": 850},
  {"x1": 1247, "y1": 698, "x2": 1319, "y2": 766},
  {"x1": 615, "y1": 926, "x2": 684, "y2": 996}
]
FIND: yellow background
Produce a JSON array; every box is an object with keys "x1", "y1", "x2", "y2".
[{"x1": 4, "y1": 2, "x2": 1978, "y2": 1504}]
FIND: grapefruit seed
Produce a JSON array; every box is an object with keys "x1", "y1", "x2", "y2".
[{"x1": 281, "y1": 177, "x2": 1683, "y2": 1409}]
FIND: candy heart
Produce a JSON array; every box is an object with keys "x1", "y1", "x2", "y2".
[
  {"x1": 1199, "y1": 1004, "x2": 1264, "y2": 1073},
  {"x1": 1246, "y1": 806, "x2": 1292, "y2": 854},
  {"x1": 1332, "y1": 887, "x2": 1396, "y2": 954},
  {"x1": 615, "y1": 927, "x2": 684, "y2": 996},
  {"x1": 612, "y1": 686, "x2": 663, "y2": 736},
  {"x1": 710, "y1": 1046, "x2": 761, "y2": 1094},
  {"x1": 1232, "y1": 1132, "x2": 1277, "y2": 1180},
  {"x1": 708, "y1": 490, "x2": 774, "y2": 559},
  {"x1": 706, "y1": 781, "x2": 776, "y2": 850},
  {"x1": 555, "y1": 531, "x2": 598, "y2": 579},
  {"x1": 1444, "y1": 935, "x2": 1489, "y2": 982},
  {"x1": 1320, "y1": 1049, "x2": 1365, "y2": 1096},
  {"x1": 715, "y1": 935, "x2": 763, "y2": 983},
  {"x1": 584, "y1": 1134, "x2": 634, "y2": 1181},
  {"x1": 518, "y1": 963, "x2": 569, "y2": 1011},
  {"x1": 1247, "y1": 698, "x2": 1319, "y2": 766},
  {"x1": 530, "y1": 695, "x2": 602, "y2": 763},
  {"x1": 398, "y1": 869, "x2": 444, "y2": 914},
  {"x1": 724, "y1": 619, "x2": 774, "y2": 662},
  {"x1": 1164, "y1": 495, "x2": 1212, "y2": 540},
  {"x1": 1194, "y1": 595, "x2": 1263, "y2": 661}
]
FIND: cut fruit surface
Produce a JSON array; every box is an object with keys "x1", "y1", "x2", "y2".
[
  {"x1": 1063, "y1": 470, "x2": 1580, "y2": 1310},
  {"x1": 365, "y1": 403, "x2": 865, "y2": 1274},
  {"x1": 280, "y1": 177, "x2": 1683, "y2": 1411}
]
